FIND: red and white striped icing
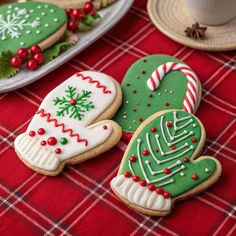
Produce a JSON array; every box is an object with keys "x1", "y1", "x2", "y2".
[{"x1": 146, "y1": 62, "x2": 199, "y2": 113}]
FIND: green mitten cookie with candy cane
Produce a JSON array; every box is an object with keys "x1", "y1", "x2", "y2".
[
  {"x1": 14, "y1": 71, "x2": 122, "y2": 176},
  {"x1": 113, "y1": 55, "x2": 202, "y2": 141},
  {"x1": 111, "y1": 110, "x2": 221, "y2": 216},
  {"x1": 0, "y1": 2, "x2": 67, "y2": 54}
]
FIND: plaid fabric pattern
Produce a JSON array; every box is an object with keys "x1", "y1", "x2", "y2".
[{"x1": 0, "y1": 1, "x2": 236, "y2": 235}]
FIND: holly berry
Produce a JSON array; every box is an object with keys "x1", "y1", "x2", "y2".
[
  {"x1": 33, "y1": 53, "x2": 44, "y2": 64},
  {"x1": 156, "y1": 187, "x2": 164, "y2": 195},
  {"x1": 129, "y1": 155, "x2": 136, "y2": 162},
  {"x1": 83, "y1": 2, "x2": 94, "y2": 14},
  {"x1": 70, "y1": 99, "x2": 77, "y2": 105},
  {"x1": 148, "y1": 184, "x2": 155, "y2": 191},
  {"x1": 90, "y1": 10, "x2": 96, "y2": 17},
  {"x1": 55, "y1": 148, "x2": 62, "y2": 154},
  {"x1": 38, "y1": 128, "x2": 45, "y2": 135},
  {"x1": 30, "y1": 45, "x2": 41, "y2": 54},
  {"x1": 67, "y1": 20, "x2": 78, "y2": 31},
  {"x1": 29, "y1": 131, "x2": 36, "y2": 137},
  {"x1": 11, "y1": 56, "x2": 22, "y2": 68},
  {"x1": 47, "y1": 137, "x2": 57, "y2": 146},
  {"x1": 124, "y1": 171, "x2": 131, "y2": 178},
  {"x1": 163, "y1": 192, "x2": 170, "y2": 199},
  {"x1": 133, "y1": 175, "x2": 139, "y2": 182},
  {"x1": 142, "y1": 150, "x2": 149, "y2": 156},
  {"x1": 140, "y1": 180, "x2": 147, "y2": 186},
  {"x1": 17, "y1": 48, "x2": 29, "y2": 60},
  {"x1": 65, "y1": 8, "x2": 74, "y2": 17},
  {"x1": 26, "y1": 59, "x2": 39, "y2": 71},
  {"x1": 72, "y1": 9, "x2": 83, "y2": 20}
]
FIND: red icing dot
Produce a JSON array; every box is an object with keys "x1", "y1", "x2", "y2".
[
  {"x1": 164, "y1": 168, "x2": 171, "y2": 174},
  {"x1": 70, "y1": 99, "x2": 76, "y2": 105},
  {"x1": 103, "y1": 125, "x2": 107, "y2": 130},
  {"x1": 183, "y1": 157, "x2": 190, "y2": 163},
  {"x1": 192, "y1": 138, "x2": 197, "y2": 143},
  {"x1": 124, "y1": 171, "x2": 131, "y2": 178},
  {"x1": 142, "y1": 150, "x2": 149, "y2": 156},
  {"x1": 29, "y1": 131, "x2": 35, "y2": 137},
  {"x1": 148, "y1": 184, "x2": 155, "y2": 191},
  {"x1": 171, "y1": 146, "x2": 176, "y2": 150},
  {"x1": 129, "y1": 155, "x2": 136, "y2": 162},
  {"x1": 155, "y1": 149, "x2": 159, "y2": 153},
  {"x1": 167, "y1": 121, "x2": 172, "y2": 128},
  {"x1": 156, "y1": 187, "x2": 164, "y2": 195},
  {"x1": 164, "y1": 102, "x2": 169, "y2": 106},
  {"x1": 140, "y1": 180, "x2": 147, "y2": 186},
  {"x1": 151, "y1": 127, "x2": 157, "y2": 132},
  {"x1": 132, "y1": 90, "x2": 137, "y2": 93},
  {"x1": 40, "y1": 140, "x2": 46, "y2": 146},
  {"x1": 38, "y1": 128, "x2": 45, "y2": 135},
  {"x1": 141, "y1": 70, "x2": 146, "y2": 74},
  {"x1": 192, "y1": 174, "x2": 199, "y2": 180},
  {"x1": 55, "y1": 148, "x2": 62, "y2": 154},
  {"x1": 163, "y1": 192, "x2": 170, "y2": 199},
  {"x1": 138, "y1": 118, "x2": 143, "y2": 122},
  {"x1": 126, "y1": 83, "x2": 130, "y2": 86},
  {"x1": 47, "y1": 137, "x2": 57, "y2": 146},
  {"x1": 133, "y1": 175, "x2": 139, "y2": 182},
  {"x1": 148, "y1": 94, "x2": 153, "y2": 97}
]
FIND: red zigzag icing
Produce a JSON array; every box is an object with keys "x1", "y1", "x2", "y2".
[
  {"x1": 76, "y1": 73, "x2": 112, "y2": 94},
  {"x1": 36, "y1": 109, "x2": 88, "y2": 146}
]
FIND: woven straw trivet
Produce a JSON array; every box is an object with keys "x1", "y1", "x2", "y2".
[
  {"x1": 147, "y1": 0, "x2": 236, "y2": 51},
  {"x1": 17, "y1": 0, "x2": 116, "y2": 10}
]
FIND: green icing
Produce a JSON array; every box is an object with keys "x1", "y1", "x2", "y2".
[
  {"x1": 113, "y1": 55, "x2": 191, "y2": 133},
  {"x1": 0, "y1": 2, "x2": 67, "y2": 54},
  {"x1": 120, "y1": 110, "x2": 217, "y2": 198}
]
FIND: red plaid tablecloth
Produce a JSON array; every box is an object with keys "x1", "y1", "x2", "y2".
[{"x1": 0, "y1": 1, "x2": 236, "y2": 235}]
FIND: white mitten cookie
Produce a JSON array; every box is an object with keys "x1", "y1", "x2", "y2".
[{"x1": 14, "y1": 71, "x2": 122, "y2": 175}]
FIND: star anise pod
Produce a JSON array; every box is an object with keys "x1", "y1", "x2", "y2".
[{"x1": 185, "y1": 22, "x2": 207, "y2": 39}]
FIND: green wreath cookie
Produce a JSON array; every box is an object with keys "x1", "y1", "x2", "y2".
[{"x1": 113, "y1": 55, "x2": 202, "y2": 140}]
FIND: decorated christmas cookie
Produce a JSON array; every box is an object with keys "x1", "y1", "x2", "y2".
[
  {"x1": 0, "y1": 2, "x2": 67, "y2": 54},
  {"x1": 113, "y1": 55, "x2": 202, "y2": 140},
  {"x1": 111, "y1": 110, "x2": 221, "y2": 216},
  {"x1": 14, "y1": 71, "x2": 122, "y2": 176}
]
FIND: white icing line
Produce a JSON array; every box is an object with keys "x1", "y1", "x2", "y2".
[
  {"x1": 146, "y1": 133, "x2": 161, "y2": 164},
  {"x1": 128, "y1": 160, "x2": 135, "y2": 176}
]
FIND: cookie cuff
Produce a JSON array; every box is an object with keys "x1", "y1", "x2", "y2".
[
  {"x1": 111, "y1": 175, "x2": 171, "y2": 211},
  {"x1": 14, "y1": 133, "x2": 60, "y2": 171}
]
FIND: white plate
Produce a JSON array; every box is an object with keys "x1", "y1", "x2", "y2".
[{"x1": 0, "y1": 0, "x2": 133, "y2": 93}]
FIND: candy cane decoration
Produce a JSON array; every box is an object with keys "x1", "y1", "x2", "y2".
[{"x1": 146, "y1": 62, "x2": 199, "y2": 113}]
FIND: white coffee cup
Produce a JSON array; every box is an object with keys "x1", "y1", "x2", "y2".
[{"x1": 184, "y1": 0, "x2": 236, "y2": 25}]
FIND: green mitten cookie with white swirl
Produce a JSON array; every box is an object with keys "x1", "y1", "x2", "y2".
[
  {"x1": 111, "y1": 110, "x2": 221, "y2": 216},
  {"x1": 0, "y1": 2, "x2": 67, "y2": 54}
]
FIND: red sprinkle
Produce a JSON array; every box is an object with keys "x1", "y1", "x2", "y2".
[
  {"x1": 183, "y1": 157, "x2": 190, "y2": 163},
  {"x1": 38, "y1": 128, "x2": 45, "y2": 135},
  {"x1": 167, "y1": 121, "x2": 172, "y2": 128},
  {"x1": 133, "y1": 175, "x2": 139, "y2": 182},
  {"x1": 138, "y1": 118, "x2": 143, "y2": 122},
  {"x1": 140, "y1": 180, "x2": 147, "y2": 186},
  {"x1": 192, "y1": 174, "x2": 199, "y2": 180},
  {"x1": 151, "y1": 127, "x2": 157, "y2": 132},
  {"x1": 70, "y1": 99, "x2": 77, "y2": 105},
  {"x1": 124, "y1": 171, "x2": 131, "y2": 178},
  {"x1": 126, "y1": 83, "x2": 130, "y2": 86},
  {"x1": 55, "y1": 148, "x2": 62, "y2": 154},
  {"x1": 29, "y1": 131, "x2": 36, "y2": 137},
  {"x1": 164, "y1": 168, "x2": 171, "y2": 174},
  {"x1": 155, "y1": 149, "x2": 159, "y2": 153},
  {"x1": 163, "y1": 192, "x2": 170, "y2": 199},
  {"x1": 103, "y1": 125, "x2": 107, "y2": 130},
  {"x1": 192, "y1": 138, "x2": 197, "y2": 143},
  {"x1": 156, "y1": 187, "x2": 164, "y2": 195},
  {"x1": 147, "y1": 103, "x2": 151, "y2": 107},
  {"x1": 133, "y1": 109, "x2": 137, "y2": 112},
  {"x1": 142, "y1": 150, "x2": 149, "y2": 156},
  {"x1": 40, "y1": 140, "x2": 46, "y2": 146},
  {"x1": 132, "y1": 90, "x2": 137, "y2": 94},
  {"x1": 148, "y1": 184, "x2": 155, "y2": 191},
  {"x1": 164, "y1": 102, "x2": 169, "y2": 106},
  {"x1": 171, "y1": 146, "x2": 176, "y2": 150},
  {"x1": 141, "y1": 70, "x2": 146, "y2": 74},
  {"x1": 129, "y1": 155, "x2": 136, "y2": 162},
  {"x1": 148, "y1": 94, "x2": 153, "y2": 97},
  {"x1": 47, "y1": 137, "x2": 57, "y2": 146}
]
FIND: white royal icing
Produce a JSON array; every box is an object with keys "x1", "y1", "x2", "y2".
[
  {"x1": 14, "y1": 71, "x2": 117, "y2": 171},
  {"x1": 111, "y1": 175, "x2": 172, "y2": 211}
]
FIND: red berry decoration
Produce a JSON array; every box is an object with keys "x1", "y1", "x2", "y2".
[
  {"x1": 26, "y1": 59, "x2": 39, "y2": 71},
  {"x1": 167, "y1": 121, "x2": 172, "y2": 128},
  {"x1": 192, "y1": 174, "x2": 199, "y2": 180},
  {"x1": 55, "y1": 148, "x2": 62, "y2": 154},
  {"x1": 33, "y1": 53, "x2": 44, "y2": 64},
  {"x1": 83, "y1": 2, "x2": 94, "y2": 14},
  {"x1": 151, "y1": 127, "x2": 157, "y2": 132},
  {"x1": 132, "y1": 90, "x2": 137, "y2": 94},
  {"x1": 29, "y1": 131, "x2": 36, "y2": 137},
  {"x1": 142, "y1": 150, "x2": 149, "y2": 156},
  {"x1": 171, "y1": 146, "x2": 176, "y2": 150},
  {"x1": 164, "y1": 168, "x2": 171, "y2": 174},
  {"x1": 67, "y1": 20, "x2": 78, "y2": 31},
  {"x1": 148, "y1": 94, "x2": 153, "y2": 97},
  {"x1": 164, "y1": 102, "x2": 169, "y2": 106},
  {"x1": 126, "y1": 83, "x2": 130, "y2": 87},
  {"x1": 129, "y1": 155, "x2": 136, "y2": 162},
  {"x1": 72, "y1": 9, "x2": 83, "y2": 20},
  {"x1": 163, "y1": 192, "x2": 170, "y2": 199},
  {"x1": 156, "y1": 187, "x2": 164, "y2": 195},
  {"x1": 11, "y1": 56, "x2": 22, "y2": 68},
  {"x1": 148, "y1": 184, "x2": 155, "y2": 191},
  {"x1": 133, "y1": 175, "x2": 139, "y2": 182},
  {"x1": 155, "y1": 149, "x2": 159, "y2": 153},
  {"x1": 90, "y1": 10, "x2": 96, "y2": 17},
  {"x1": 38, "y1": 128, "x2": 45, "y2": 135},
  {"x1": 17, "y1": 48, "x2": 29, "y2": 60},
  {"x1": 140, "y1": 180, "x2": 147, "y2": 186},
  {"x1": 103, "y1": 125, "x2": 107, "y2": 130},
  {"x1": 70, "y1": 99, "x2": 77, "y2": 105},
  {"x1": 124, "y1": 171, "x2": 131, "y2": 178},
  {"x1": 65, "y1": 8, "x2": 74, "y2": 17},
  {"x1": 192, "y1": 138, "x2": 197, "y2": 143},
  {"x1": 138, "y1": 117, "x2": 143, "y2": 122},
  {"x1": 47, "y1": 137, "x2": 57, "y2": 146},
  {"x1": 183, "y1": 157, "x2": 190, "y2": 163},
  {"x1": 30, "y1": 45, "x2": 41, "y2": 54},
  {"x1": 141, "y1": 70, "x2": 146, "y2": 74},
  {"x1": 40, "y1": 140, "x2": 46, "y2": 146}
]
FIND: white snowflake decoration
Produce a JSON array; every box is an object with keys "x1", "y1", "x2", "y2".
[{"x1": 0, "y1": 9, "x2": 40, "y2": 40}]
